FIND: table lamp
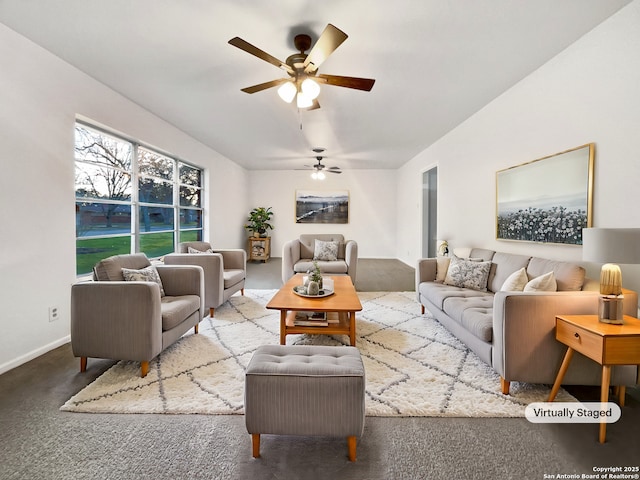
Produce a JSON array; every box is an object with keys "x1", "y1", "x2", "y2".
[
  {"x1": 582, "y1": 228, "x2": 640, "y2": 324},
  {"x1": 437, "y1": 240, "x2": 449, "y2": 257}
]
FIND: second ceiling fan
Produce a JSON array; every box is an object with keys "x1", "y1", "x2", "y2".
[
  {"x1": 228, "y1": 24, "x2": 375, "y2": 110},
  {"x1": 298, "y1": 148, "x2": 342, "y2": 179}
]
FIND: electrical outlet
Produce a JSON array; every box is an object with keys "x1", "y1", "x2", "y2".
[{"x1": 49, "y1": 306, "x2": 59, "y2": 322}]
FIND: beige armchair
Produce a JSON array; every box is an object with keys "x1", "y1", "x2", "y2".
[
  {"x1": 71, "y1": 253, "x2": 204, "y2": 378},
  {"x1": 282, "y1": 234, "x2": 357, "y2": 285},
  {"x1": 164, "y1": 241, "x2": 246, "y2": 317}
]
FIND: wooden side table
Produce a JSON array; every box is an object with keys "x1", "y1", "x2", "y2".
[
  {"x1": 548, "y1": 314, "x2": 640, "y2": 443},
  {"x1": 248, "y1": 236, "x2": 270, "y2": 262}
]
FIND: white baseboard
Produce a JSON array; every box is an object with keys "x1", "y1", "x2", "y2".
[{"x1": 0, "y1": 335, "x2": 71, "y2": 375}]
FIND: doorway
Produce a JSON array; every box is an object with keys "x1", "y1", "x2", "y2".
[{"x1": 422, "y1": 167, "x2": 438, "y2": 258}]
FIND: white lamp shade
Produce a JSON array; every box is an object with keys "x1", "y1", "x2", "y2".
[
  {"x1": 316, "y1": 171, "x2": 325, "y2": 180},
  {"x1": 296, "y1": 91, "x2": 313, "y2": 109},
  {"x1": 582, "y1": 228, "x2": 640, "y2": 264},
  {"x1": 277, "y1": 81, "x2": 296, "y2": 103},
  {"x1": 301, "y1": 78, "x2": 320, "y2": 100}
]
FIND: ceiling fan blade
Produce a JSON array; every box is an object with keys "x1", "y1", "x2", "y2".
[
  {"x1": 303, "y1": 24, "x2": 348, "y2": 74},
  {"x1": 241, "y1": 78, "x2": 289, "y2": 94},
  {"x1": 327, "y1": 169, "x2": 342, "y2": 174},
  {"x1": 228, "y1": 37, "x2": 294, "y2": 75},
  {"x1": 316, "y1": 74, "x2": 375, "y2": 91},
  {"x1": 306, "y1": 99, "x2": 321, "y2": 110},
  {"x1": 327, "y1": 166, "x2": 341, "y2": 170}
]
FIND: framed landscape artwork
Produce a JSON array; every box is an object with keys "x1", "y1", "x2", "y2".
[
  {"x1": 295, "y1": 190, "x2": 349, "y2": 224},
  {"x1": 496, "y1": 143, "x2": 594, "y2": 245}
]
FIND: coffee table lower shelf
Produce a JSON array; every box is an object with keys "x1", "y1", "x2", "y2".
[{"x1": 282, "y1": 311, "x2": 356, "y2": 345}]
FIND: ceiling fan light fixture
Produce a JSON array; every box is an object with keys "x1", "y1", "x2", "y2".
[
  {"x1": 296, "y1": 91, "x2": 313, "y2": 109},
  {"x1": 277, "y1": 81, "x2": 296, "y2": 103},
  {"x1": 301, "y1": 78, "x2": 320, "y2": 100}
]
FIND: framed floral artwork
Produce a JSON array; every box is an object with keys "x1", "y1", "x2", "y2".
[{"x1": 496, "y1": 143, "x2": 594, "y2": 244}]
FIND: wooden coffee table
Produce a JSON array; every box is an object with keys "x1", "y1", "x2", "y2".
[{"x1": 266, "y1": 274, "x2": 362, "y2": 346}]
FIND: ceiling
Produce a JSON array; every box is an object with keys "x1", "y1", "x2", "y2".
[{"x1": 0, "y1": 0, "x2": 632, "y2": 171}]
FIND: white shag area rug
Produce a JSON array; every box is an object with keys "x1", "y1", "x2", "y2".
[{"x1": 61, "y1": 290, "x2": 575, "y2": 417}]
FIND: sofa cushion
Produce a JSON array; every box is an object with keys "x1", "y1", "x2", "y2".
[
  {"x1": 524, "y1": 271, "x2": 557, "y2": 292},
  {"x1": 179, "y1": 241, "x2": 213, "y2": 253},
  {"x1": 93, "y1": 253, "x2": 151, "y2": 281},
  {"x1": 488, "y1": 252, "x2": 531, "y2": 293},
  {"x1": 468, "y1": 248, "x2": 495, "y2": 261},
  {"x1": 527, "y1": 257, "x2": 585, "y2": 291},
  {"x1": 224, "y1": 268, "x2": 245, "y2": 288},
  {"x1": 435, "y1": 257, "x2": 451, "y2": 283},
  {"x1": 444, "y1": 256, "x2": 491, "y2": 291},
  {"x1": 160, "y1": 295, "x2": 200, "y2": 330},
  {"x1": 314, "y1": 240, "x2": 339, "y2": 261},
  {"x1": 122, "y1": 265, "x2": 165, "y2": 297},
  {"x1": 294, "y1": 260, "x2": 349, "y2": 275},
  {"x1": 443, "y1": 296, "x2": 494, "y2": 342},
  {"x1": 188, "y1": 246, "x2": 214, "y2": 254},
  {"x1": 500, "y1": 267, "x2": 528, "y2": 291},
  {"x1": 419, "y1": 282, "x2": 492, "y2": 310},
  {"x1": 299, "y1": 234, "x2": 345, "y2": 260}
]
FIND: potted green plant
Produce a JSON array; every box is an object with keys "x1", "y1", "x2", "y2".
[
  {"x1": 307, "y1": 260, "x2": 323, "y2": 290},
  {"x1": 244, "y1": 207, "x2": 274, "y2": 237}
]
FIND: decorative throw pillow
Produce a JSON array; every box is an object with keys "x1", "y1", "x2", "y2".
[
  {"x1": 122, "y1": 265, "x2": 165, "y2": 297},
  {"x1": 500, "y1": 267, "x2": 528, "y2": 292},
  {"x1": 313, "y1": 240, "x2": 339, "y2": 261},
  {"x1": 523, "y1": 271, "x2": 557, "y2": 292},
  {"x1": 188, "y1": 246, "x2": 214, "y2": 254},
  {"x1": 444, "y1": 256, "x2": 491, "y2": 291},
  {"x1": 435, "y1": 257, "x2": 451, "y2": 283}
]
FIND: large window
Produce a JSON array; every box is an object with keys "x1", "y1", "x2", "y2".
[{"x1": 75, "y1": 123, "x2": 203, "y2": 275}]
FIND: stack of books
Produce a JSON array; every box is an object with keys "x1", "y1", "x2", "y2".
[{"x1": 294, "y1": 311, "x2": 329, "y2": 326}]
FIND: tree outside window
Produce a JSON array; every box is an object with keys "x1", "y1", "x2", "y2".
[{"x1": 74, "y1": 123, "x2": 203, "y2": 275}]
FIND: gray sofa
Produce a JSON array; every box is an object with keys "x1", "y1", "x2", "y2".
[
  {"x1": 416, "y1": 248, "x2": 639, "y2": 394},
  {"x1": 282, "y1": 234, "x2": 357, "y2": 285}
]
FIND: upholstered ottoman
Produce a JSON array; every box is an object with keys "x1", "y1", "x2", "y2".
[{"x1": 245, "y1": 344, "x2": 366, "y2": 461}]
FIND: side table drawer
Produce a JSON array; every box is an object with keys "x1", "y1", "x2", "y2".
[{"x1": 556, "y1": 319, "x2": 603, "y2": 363}]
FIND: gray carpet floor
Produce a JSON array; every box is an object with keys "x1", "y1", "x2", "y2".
[{"x1": 1, "y1": 258, "x2": 638, "y2": 480}]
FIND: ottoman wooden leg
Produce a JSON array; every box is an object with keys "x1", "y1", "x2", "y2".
[
  {"x1": 347, "y1": 436, "x2": 357, "y2": 462},
  {"x1": 252, "y1": 434, "x2": 261, "y2": 458}
]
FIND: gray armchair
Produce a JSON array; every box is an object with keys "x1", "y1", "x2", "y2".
[
  {"x1": 164, "y1": 241, "x2": 246, "y2": 317},
  {"x1": 71, "y1": 253, "x2": 204, "y2": 378},
  {"x1": 282, "y1": 234, "x2": 357, "y2": 285}
]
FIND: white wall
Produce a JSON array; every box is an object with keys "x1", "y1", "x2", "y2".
[
  {"x1": 3, "y1": 1, "x2": 640, "y2": 373},
  {"x1": 0, "y1": 24, "x2": 248, "y2": 373},
  {"x1": 246, "y1": 169, "x2": 397, "y2": 258},
  {"x1": 397, "y1": 0, "x2": 640, "y2": 293}
]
